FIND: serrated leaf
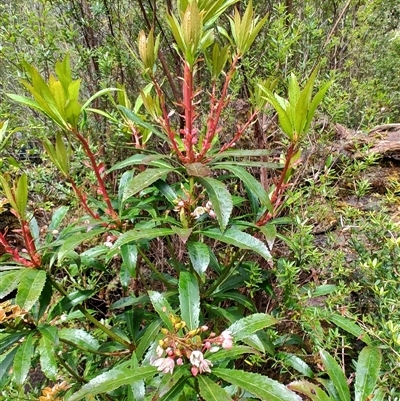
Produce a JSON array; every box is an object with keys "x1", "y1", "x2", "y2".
[
  {"x1": 328, "y1": 314, "x2": 371, "y2": 345},
  {"x1": 202, "y1": 228, "x2": 271, "y2": 260},
  {"x1": 59, "y1": 328, "x2": 99, "y2": 351},
  {"x1": 277, "y1": 352, "x2": 314, "y2": 378},
  {"x1": 354, "y1": 346, "x2": 382, "y2": 401},
  {"x1": 187, "y1": 242, "x2": 209, "y2": 277},
  {"x1": 148, "y1": 291, "x2": 175, "y2": 331},
  {"x1": 213, "y1": 368, "x2": 302, "y2": 401},
  {"x1": 228, "y1": 313, "x2": 277, "y2": 342},
  {"x1": 13, "y1": 333, "x2": 34, "y2": 386},
  {"x1": 67, "y1": 366, "x2": 157, "y2": 401},
  {"x1": 213, "y1": 165, "x2": 272, "y2": 213},
  {"x1": 123, "y1": 168, "x2": 173, "y2": 202},
  {"x1": 108, "y1": 154, "x2": 167, "y2": 173},
  {"x1": 136, "y1": 319, "x2": 163, "y2": 360},
  {"x1": 0, "y1": 347, "x2": 18, "y2": 385},
  {"x1": 49, "y1": 290, "x2": 95, "y2": 320},
  {"x1": 0, "y1": 332, "x2": 25, "y2": 354},
  {"x1": 121, "y1": 243, "x2": 138, "y2": 277},
  {"x1": 288, "y1": 381, "x2": 331, "y2": 401},
  {"x1": 198, "y1": 375, "x2": 233, "y2": 401},
  {"x1": 0, "y1": 269, "x2": 25, "y2": 299},
  {"x1": 178, "y1": 272, "x2": 200, "y2": 330},
  {"x1": 207, "y1": 345, "x2": 258, "y2": 363},
  {"x1": 196, "y1": 177, "x2": 232, "y2": 231},
  {"x1": 38, "y1": 334, "x2": 58, "y2": 381},
  {"x1": 16, "y1": 269, "x2": 47, "y2": 312},
  {"x1": 57, "y1": 227, "x2": 106, "y2": 262},
  {"x1": 113, "y1": 228, "x2": 174, "y2": 250},
  {"x1": 320, "y1": 349, "x2": 350, "y2": 401}
]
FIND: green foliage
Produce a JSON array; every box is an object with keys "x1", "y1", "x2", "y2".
[{"x1": 0, "y1": 1, "x2": 398, "y2": 400}]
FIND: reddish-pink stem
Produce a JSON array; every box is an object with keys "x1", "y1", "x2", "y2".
[
  {"x1": 72, "y1": 128, "x2": 117, "y2": 219},
  {"x1": 68, "y1": 178, "x2": 99, "y2": 219},
  {"x1": 0, "y1": 232, "x2": 35, "y2": 267},
  {"x1": 198, "y1": 55, "x2": 240, "y2": 160},
  {"x1": 256, "y1": 143, "x2": 297, "y2": 226},
  {"x1": 182, "y1": 62, "x2": 195, "y2": 162},
  {"x1": 151, "y1": 78, "x2": 186, "y2": 162}
]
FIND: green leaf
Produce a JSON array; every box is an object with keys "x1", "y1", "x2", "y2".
[
  {"x1": 49, "y1": 290, "x2": 95, "y2": 320},
  {"x1": 213, "y1": 165, "x2": 272, "y2": 213},
  {"x1": 0, "y1": 347, "x2": 18, "y2": 385},
  {"x1": 136, "y1": 319, "x2": 163, "y2": 360},
  {"x1": 354, "y1": 346, "x2": 382, "y2": 401},
  {"x1": 320, "y1": 349, "x2": 350, "y2": 401},
  {"x1": 81, "y1": 87, "x2": 121, "y2": 110},
  {"x1": 59, "y1": 328, "x2": 100, "y2": 351},
  {"x1": 328, "y1": 314, "x2": 371, "y2": 345},
  {"x1": 198, "y1": 375, "x2": 233, "y2": 401},
  {"x1": 15, "y1": 174, "x2": 28, "y2": 218},
  {"x1": 121, "y1": 244, "x2": 138, "y2": 277},
  {"x1": 228, "y1": 313, "x2": 277, "y2": 342},
  {"x1": 123, "y1": 168, "x2": 174, "y2": 202},
  {"x1": 277, "y1": 352, "x2": 314, "y2": 378},
  {"x1": 213, "y1": 368, "x2": 302, "y2": 401},
  {"x1": 107, "y1": 154, "x2": 167, "y2": 173},
  {"x1": 148, "y1": 291, "x2": 175, "y2": 331},
  {"x1": 196, "y1": 177, "x2": 233, "y2": 231},
  {"x1": 57, "y1": 227, "x2": 106, "y2": 262},
  {"x1": 118, "y1": 106, "x2": 168, "y2": 141},
  {"x1": 16, "y1": 269, "x2": 47, "y2": 312},
  {"x1": 207, "y1": 345, "x2": 258, "y2": 363},
  {"x1": 0, "y1": 269, "x2": 25, "y2": 299},
  {"x1": 178, "y1": 272, "x2": 200, "y2": 330},
  {"x1": 157, "y1": 369, "x2": 190, "y2": 401},
  {"x1": 67, "y1": 366, "x2": 157, "y2": 401},
  {"x1": 0, "y1": 332, "x2": 25, "y2": 354},
  {"x1": 288, "y1": 381, "x2": 332, "y2": 401},
  {"x1": 45, "y1": 206, "x2": 69, "y2": 245},
  {"x1": 113, "y1": 228, "x2": 174, "y2": 250},
  {"x1": 13, "y1": 333, "x2": 34, "y2": 386},
  {"x1": 187, "y1": 242, "x2": 210, "y2": 277},
  {"x1": 38, "y1": 333, "x2": 58, "y2": 381},
  {"x1": 202, "y1": 228, "x2": 271, "y2": 260}
]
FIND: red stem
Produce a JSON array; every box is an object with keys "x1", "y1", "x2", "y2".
[
  {"x1": 256, "y1": 143, "x2": 297, "y2": 226},
  {"x1": 0, "y1": 232, "x2": 35, "y2": 267},
  {"x1": 72, "y1": 128, "x2": 117, "y2": 219},
  {"x1": 182, "y1": 62, "x2": 195, "y2": 162},
  {"x1": 151, "y1": 78, "x2": 186, "y2": 162},
  {"x1": 68, "y1": 178, "x2": 99, "y2": 219},
  {"x1": 198, "y1": 55, "x2": 240, "y2": 160},
  {"x1": 20, "y1": 220, "x2": 41, "y2": 267}
]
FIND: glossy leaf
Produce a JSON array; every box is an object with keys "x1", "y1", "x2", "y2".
[
  {"x1": 0, "y1": 347, "x2": 18, "y2": 385},
  {"x1": 45, "y1": 206, "x2": 69, "y2": 244},
  {"x1": 320, "y1": 349, "x2": 350, "y2": 401},
  {"x1": 198, "y1": 375, "x2": 233, "y2": 401},
  {"x1": 13, "y1": 333, "x2": 34, "y2": 386},
  {"x1": 57, "y1": 227, "x2": 106, "y2": 262},
  {"x1": 277, "y1": 352, "x2": 314, "y2": 378},
  {"x1": 207, "y1": 345, "x2": 258, "y2": 363},
  {"x1": 187, "y1": 241, "x2": 210, "y2": 277},
  {"x1": 49, "y1": 289, "x2": 95, "y2": 320},
  {"x1": 202, "y1": 228, "x2": 271, "y2": 260},
  {"x1": 148, "y1": 291, "x2": 175, "y2": 331},
  {"x1": 196, "y1": 177, "x2": 233, "y2": 231},
  {"x1": 178, "y1": 272, "x2": 200, "y2": 330},
  {"x1": 288, "y1": 381, "x2": 332, "y2": 401},
  {"x1": 15, "y1": 174, "x2": 28, "y2": 218},
  {"x1": 213, "y1": 164, "x2": 272, "y2": 213},
  {"x1": 123, "y1": 168, "x2": 173, "y2": 202},
  {"x1": 67, "y1": 366, "x2": 157, "y2": 401},
  {"x1": 354, "y1": 346, "x2": 382, "y2": 401},
  {"x1": 136, "y1": 319, "x2": 163, "y2": 360},
  {"x1": 121, "y1": 243, "x2": 138, "y2": 277},
  {"x1": 16, "y1": 269, "x2": 47, "y2": 312},
  {"x1": 0, "y1": 332, "x2": 25, "y2": 354},
  {"x1": 108, "y1": 154, "x2": 167, "y2": 173},
  {"x1": 228, "y1": 313, "x2": 278, "y2": 342},
  {"x1": 59, "y1": 328, "x2": 100, "y2": 351},
  {"x1": 0, "y1": 269, "x2": 25, "y2": 299},
  {"x1": 113, "y1": 228, "x2": 174, "y2": 250},
  {"x1": 38, "y1": 333, "x2": 58, "y2": 380},
  {"x1": 328, "y1": 314, "x2": 371, "y2": 345},
  {"x1": 213, "y1": 368, "x2": 302, "y2": 401}
]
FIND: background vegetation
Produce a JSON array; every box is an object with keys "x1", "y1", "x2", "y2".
[{"x1": 0, "y1": 0, "x2": 399, "y2": 400}]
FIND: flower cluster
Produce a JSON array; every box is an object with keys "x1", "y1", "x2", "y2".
[{"x1": 150, "y1": 315, "x2": 233, "y2": 376}]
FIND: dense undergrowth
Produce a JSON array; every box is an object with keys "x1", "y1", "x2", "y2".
[{"x1": 0, "y1": 1, "x2": 399, "y2": 400}]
